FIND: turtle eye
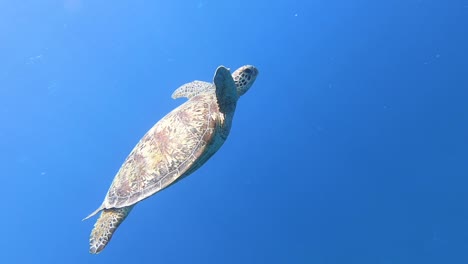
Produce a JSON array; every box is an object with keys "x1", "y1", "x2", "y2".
[{"x1": 244, "y1": 68, "x2": 252, "y2": 75}]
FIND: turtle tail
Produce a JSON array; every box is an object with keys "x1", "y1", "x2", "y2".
[{"x1": 89, "y1": 205, "x2": 134, "y2": 254}]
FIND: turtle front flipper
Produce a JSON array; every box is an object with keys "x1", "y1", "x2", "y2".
[
  {"x1": 171, "y1": 80, "x2": 213, "y2": 99},
  {"x1": 89, "y1": 206, "x2": 134, "y2": 254},
  {"x1": 214, "y1": 66, "x2": 238, "y2": 113}
]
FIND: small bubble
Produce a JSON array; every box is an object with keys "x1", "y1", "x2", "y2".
[
  {"x1": 26, "y1": 54, "x2": 43, "y2": 65},
  {"x1": 47, "y1": 81, "x2": 58, "y2": 96}
]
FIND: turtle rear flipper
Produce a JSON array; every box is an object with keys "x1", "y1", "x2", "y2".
[{"x1": 89, "y1": 206, "x2": 134, "y2": 254}]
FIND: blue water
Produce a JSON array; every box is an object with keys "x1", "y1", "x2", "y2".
[{"x1": 1, "y1": 1, "x2": 467, "y2": 263}]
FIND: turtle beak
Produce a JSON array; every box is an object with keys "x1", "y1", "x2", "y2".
[{"x1": 246, "y1": 67, "x2": 259, "y2": 77}]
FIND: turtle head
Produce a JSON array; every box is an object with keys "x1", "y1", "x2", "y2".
[{"x1": 232, "y1": 65, "x2": 259, "y2": 96}]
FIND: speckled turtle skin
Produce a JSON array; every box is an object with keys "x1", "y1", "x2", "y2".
[{"x1": 84, "y1": 65, "x2": 258, "y2": 254}]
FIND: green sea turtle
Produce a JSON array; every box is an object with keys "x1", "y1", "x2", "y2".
[{"x1": 84, "y1": 65, "x2": 259, "y2": 254}]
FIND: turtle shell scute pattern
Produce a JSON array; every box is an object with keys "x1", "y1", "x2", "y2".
[{"x1": 102, "y1": 93, "x2": 226, "y2": 209}]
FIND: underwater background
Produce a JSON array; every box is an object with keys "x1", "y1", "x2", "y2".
[{"x1": 1, "y1": 0, "x2": 467, "y2": 263}]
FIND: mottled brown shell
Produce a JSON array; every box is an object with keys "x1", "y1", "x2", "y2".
[{"x1": 99, "y1": 91, "x2": 234, "y2": 210}]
